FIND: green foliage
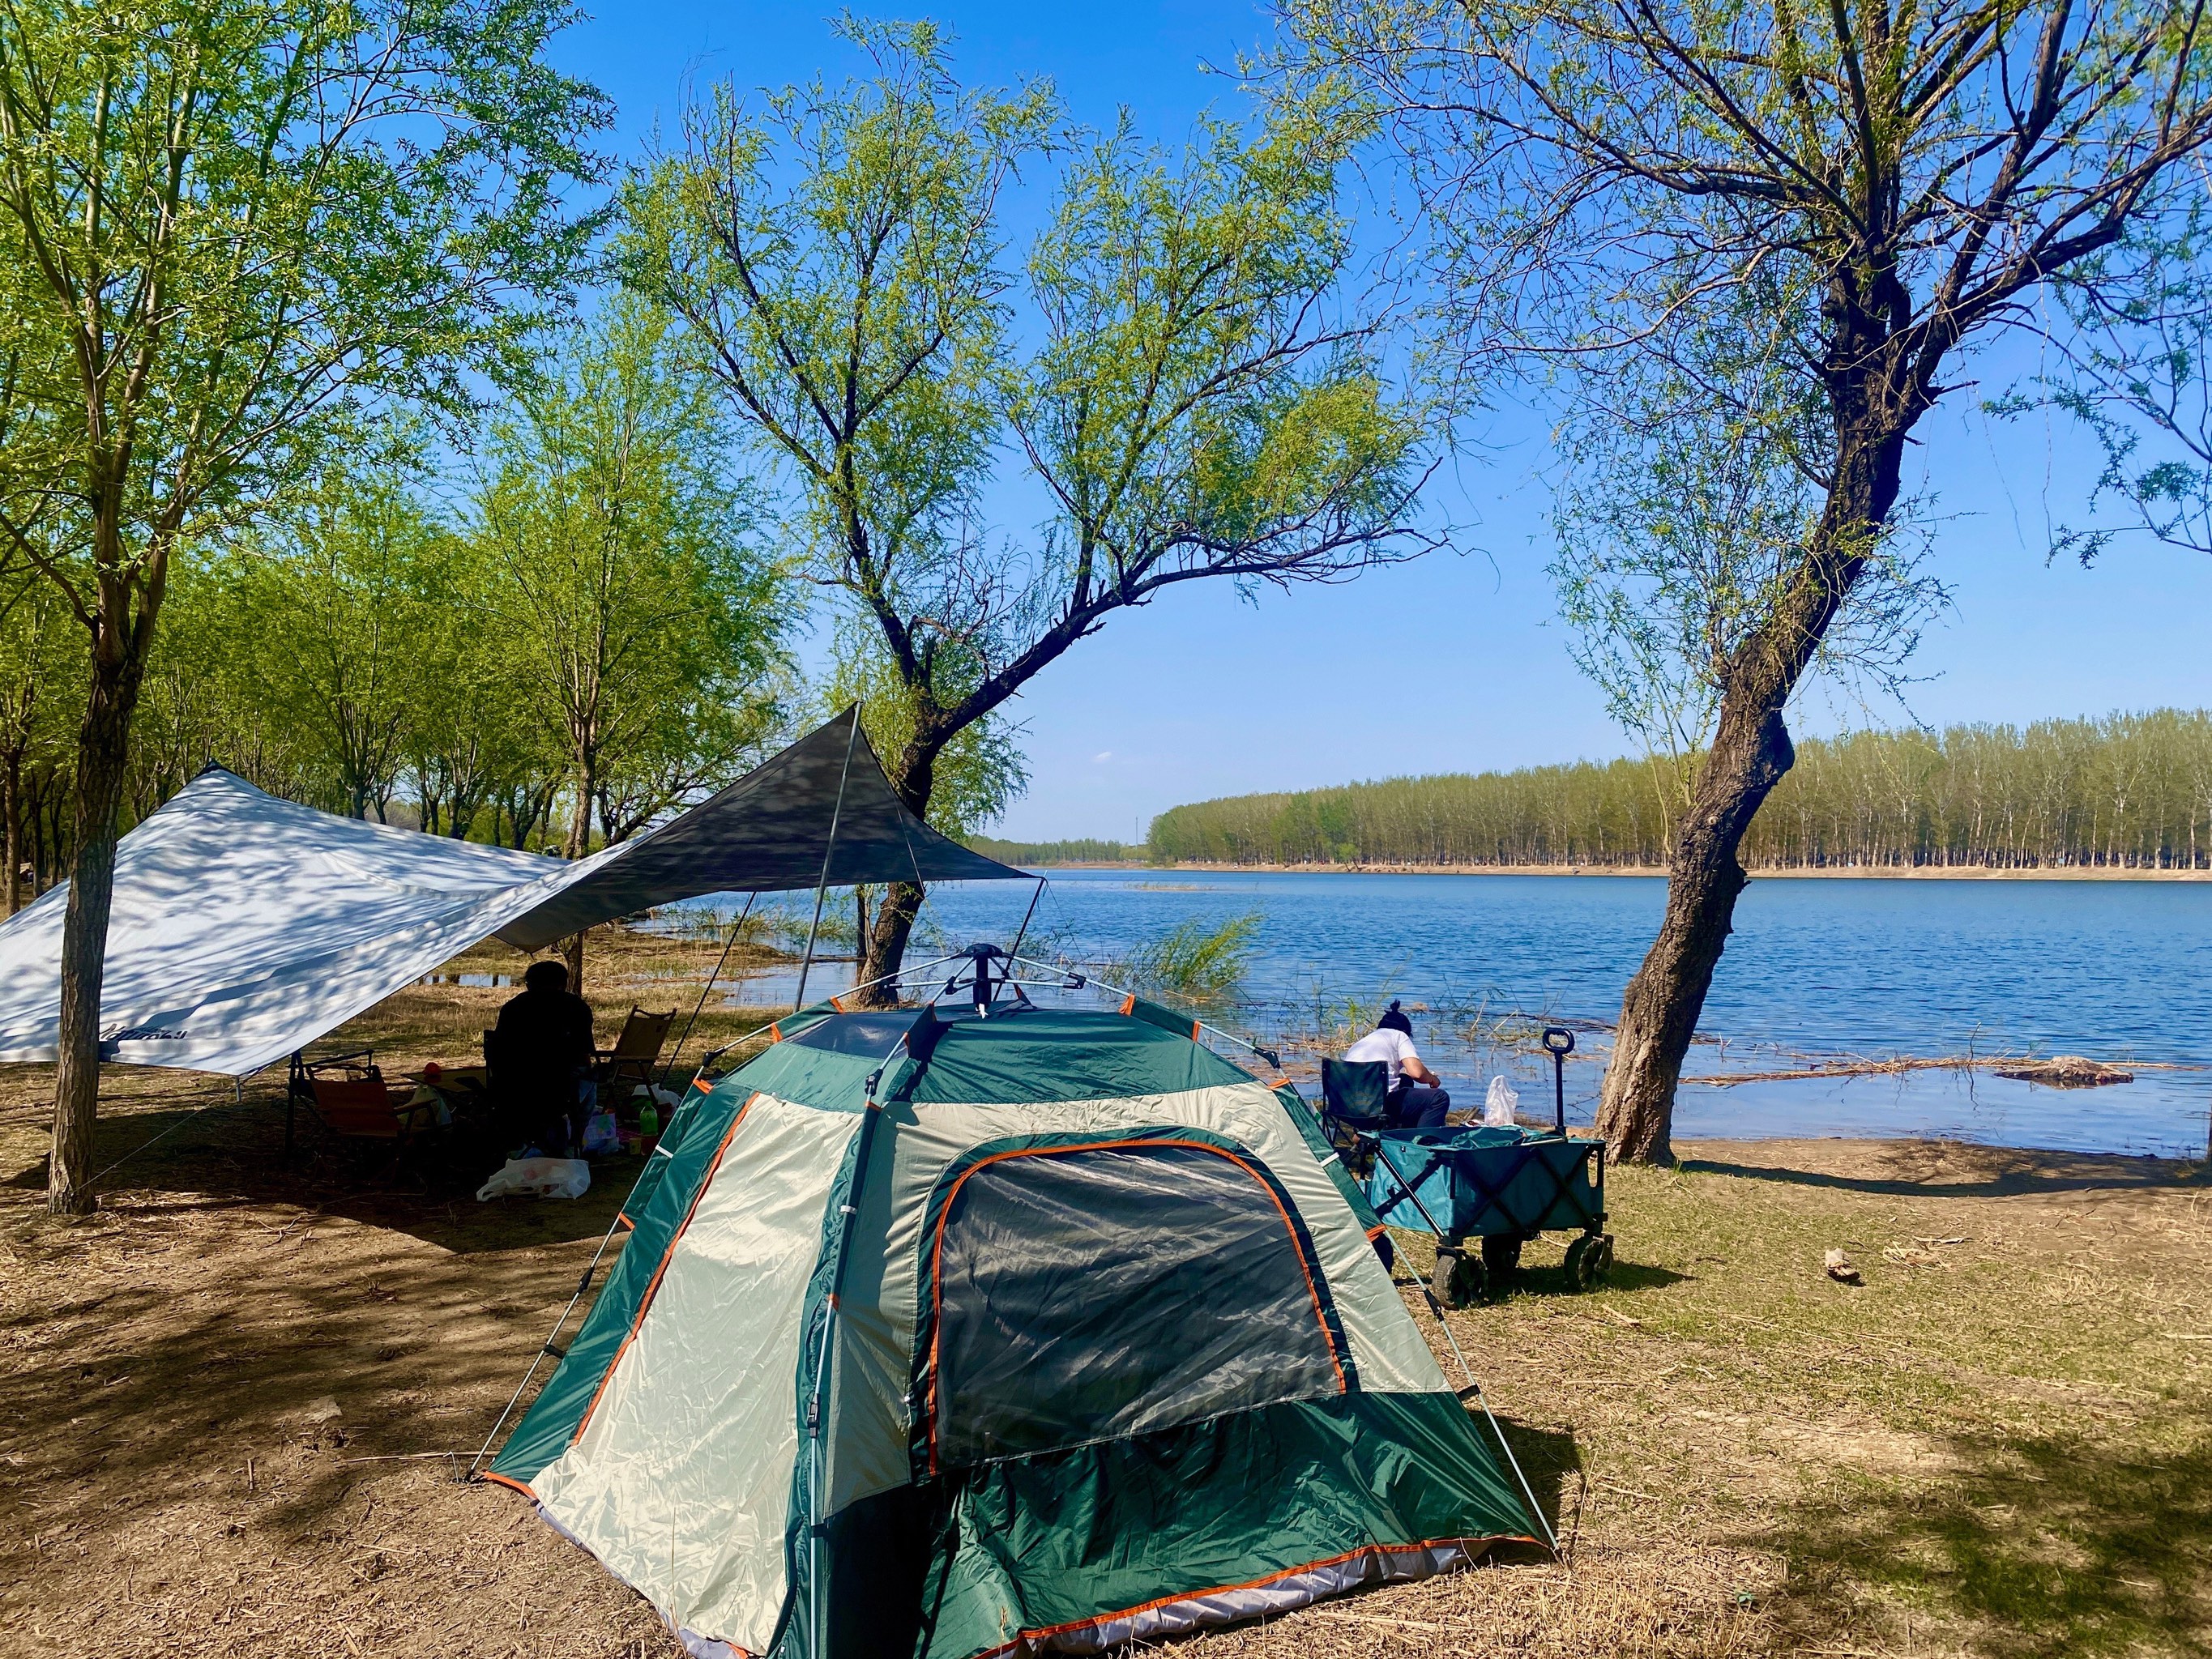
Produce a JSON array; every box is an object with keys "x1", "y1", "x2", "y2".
[
  {"x1": 1552, "y1": 280, "x2": 1949, "y2": 779},
  {"x1": 2000, "y1": 203, "x2": 2212, "y2": 561},
  {"x1": 0, "y1": 0, "x2": 611, "y2": 614},
  {"x1": 114, "y1": 309, "x2": 799, "y2": 855},
  {"x1": 823, "y1": 622, "x2": 1026, "y2": 840},
  {"x1": 620, "y1": 17, "x2": 1428, "y2": 912},
  {"x1": 964, "y1": 835, "x2": 1138, "y2": 866},
  {"x1": 241, "y1": 441, "x2": 456, "y2": 820},
  {"x1": 469, "y1": 300, "x2": 793, "y2": 853},
  {"x1": 1148, "y1": 710, "x2": 2212, "y2": 870},
  {"x1": 1113, "y1": 911, "x2": 1265, "y2": 1001}
]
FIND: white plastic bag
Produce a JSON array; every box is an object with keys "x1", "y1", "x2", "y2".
[
  {"x1": 1482, "y1": 1077, "x2": 1521, "y2": 1127},
  {"x1": 630, "y1": 1083, "x2": 681, "y2": 1110},
  {"x1": 476, "y1": 1156, "x2": 591, "y2": 1201},
  {"x1": 580, "y1": 1110, "x2": 621, "y2": 1156}
]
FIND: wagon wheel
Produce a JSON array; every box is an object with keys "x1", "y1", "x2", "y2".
[
  {"x1": 1561, "y1": 1234, "x2": 1594, "y2": 1291},
  {"x1": 1565, "y1": 1233, "x2": 1613, "y2": 1290},
  {"x1": 1480, "y1": 1234, "x2": 1522, "y2": 1277},
  {"x1": 1432, "y1": 1247, "x2": 1487, "y2": 1308}
]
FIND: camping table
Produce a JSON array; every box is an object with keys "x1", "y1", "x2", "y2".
[
  {"x1": 408, "y1": 1065, "x2": 490, "y2": 1126},
  {"x1": 410, "y1": 1064, "x2": 488, "y2": 1092}
]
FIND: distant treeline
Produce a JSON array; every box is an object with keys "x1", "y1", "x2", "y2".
[
  {"x1": 967, "y1": 835, "x2": 1141, "y2": 867},
  {"x1": 1146, "y1": 712, "x2": 2212, "y2": 871}
]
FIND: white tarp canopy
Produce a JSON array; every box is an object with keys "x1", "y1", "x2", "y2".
[{"x1": 0, "y1": 710, "x2": 1022, "y2": 1077}]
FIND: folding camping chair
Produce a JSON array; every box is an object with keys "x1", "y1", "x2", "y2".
[
  {"x1": 1320, "y1": 1058, "x2": 1394, "y2": 1175},
  {"x1": 285, "y1": 1048, "x2": 440, "y2": 1169},
  {"x1": 595, "y1": 1006, "x2": 677, "y2": 1095}
]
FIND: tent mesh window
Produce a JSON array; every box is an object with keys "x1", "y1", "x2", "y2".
[{"x1": 931, "y1": 1143, "x2": 1343, "y2": 1466}]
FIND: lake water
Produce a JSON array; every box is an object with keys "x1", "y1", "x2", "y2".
[{"x1": 707, "y1": 871, "x2": 2212, "y2": 1159}]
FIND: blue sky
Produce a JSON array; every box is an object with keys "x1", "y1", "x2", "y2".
[{"x1": 560, "y1": 2, "x2": 2212, "y2": 842}]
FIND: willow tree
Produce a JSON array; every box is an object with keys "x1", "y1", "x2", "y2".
[
  {"x1": 624, "y1": 19, "x2": 1435, "y2": 996},
  {"x1": 468, "y1": 300, "x2": 790, "y2": 864},
  {"x1": 0, "y1": 0, "x2": 607, "y2": 1214},
  {"x1": 1285, "y1": 0, "x2": 2212, "y2": 1160}
]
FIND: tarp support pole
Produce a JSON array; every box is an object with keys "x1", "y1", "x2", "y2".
[
  {"x1": 793, "y1": 711, "x2": 860, "y2": 1011},
  {"x1": 1007, "y1": 876, "x2": 1045, "y2": 964},
  {"x1": 662, "y1": 892, "x2": 756, "y2": 1092}
]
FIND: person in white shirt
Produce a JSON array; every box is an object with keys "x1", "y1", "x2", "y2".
[{"x1": 1342, "y1": 1000, "x2": 1451, "y2": 1128}]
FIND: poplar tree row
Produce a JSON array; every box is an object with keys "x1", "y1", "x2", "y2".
[{"x1": 1147, "y1": 711, "x2": 2212, "y2": 871}]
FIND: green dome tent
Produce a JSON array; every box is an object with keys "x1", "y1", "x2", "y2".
[{"x1": 485, "y1": 974, "x2": 1541, "y2": 1657}]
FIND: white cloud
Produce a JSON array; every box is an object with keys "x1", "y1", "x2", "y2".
[{"x1": 1092, "y1": 751, "x2": 1112, "y2": 763}]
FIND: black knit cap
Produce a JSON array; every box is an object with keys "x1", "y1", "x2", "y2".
[{"x1": 1377, "y1": 999, "x2": 1413, "y2": 1035}]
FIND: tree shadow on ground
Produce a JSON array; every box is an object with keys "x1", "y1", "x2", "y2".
[
  {"x1": 1, "y1": 1080, "x2": 638, "y2": 1252},
  {"x1": 1757, "y1": 1423, "x2": 2212, "y2": 1656},
  {"x1": 0, "y1": 1236, "x2": 523, "y2": 1541},
  {"x1": 1680, "y1": 1139, "x2": 2205, "y2": 1202}
]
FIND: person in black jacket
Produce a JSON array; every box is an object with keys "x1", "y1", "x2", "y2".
[{"x1": 491, "y1": 959, "x2": 596, "y2": 1155}]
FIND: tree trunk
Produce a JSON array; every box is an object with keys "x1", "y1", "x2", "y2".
[
  {"x1": 851, "y1": 733, "x2": 943, "y2": 1008},
  {"x1": 565, "y1": 750, "x2": 596, "y2": 861},
  {"x1": 1596, "y1": 702, "x2": 1796, "y2": 1162},
  {"x1": 855, "y1": 882, "x2": 923, "y2": 1008},
  {"x1": 4, "y1": 747, "x2": 22, "y2": 916},
  {"x1": 565, "y1": 928, "x2": 586, "y2": 996},
  {"x1": 49, "y1": 650, "x2": 149, "y2": 1215}
]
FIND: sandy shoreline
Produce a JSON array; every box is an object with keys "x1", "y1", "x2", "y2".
[{"x1": 1027, "y1": 859, "x2": 2212, "y2": 881}]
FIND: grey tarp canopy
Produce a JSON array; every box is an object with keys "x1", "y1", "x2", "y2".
[
  {"x1": 495, "y1": 705, "x2": 1014, "y2": 950},
  {"x1": 0, "y1": 708, "x2": 1023, "y2": 1077}
]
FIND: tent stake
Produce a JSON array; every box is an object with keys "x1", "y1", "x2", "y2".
[{"x1": 794, "y1": 712, "x2": 860, "y2": 1011}]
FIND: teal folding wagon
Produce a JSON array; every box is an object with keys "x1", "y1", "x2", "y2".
[
  {"x1": 1364, "y1": 1124, "x2": 1613, "y2": 1307},
  {"x1": 487, "y1": 985, "x2": 1539, "y2": 1657}
]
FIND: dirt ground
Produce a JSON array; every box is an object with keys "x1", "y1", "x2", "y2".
[{"x1": 0, "y1": 936, "x2": 2205, "y2": 1657}]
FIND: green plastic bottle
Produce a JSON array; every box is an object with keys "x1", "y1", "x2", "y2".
[{"x1": 638, "y1": 1101, "x2": 660, "y2": 1141}]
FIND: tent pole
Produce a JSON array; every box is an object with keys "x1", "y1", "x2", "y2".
[
  {"x1": 804, "y1": 1021, "x2": 912, "y2": 1653},
  {"x1": 662, "y1": 893, "x2": 756, "y2": 1091},
  {"x1": 1368, "y1": 1145, "x2": 1560, "y2": 1554},
  {"x1": 793, "y1": 711, "x2": 860, "y2": 1011}
]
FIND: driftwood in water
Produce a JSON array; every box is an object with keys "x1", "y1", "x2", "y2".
[
  {"x1": 1687, "y1": 1052, "x2": 2151, "y2": 1087},
  {"x1": 1992, "y1": 1055, "x2": 2135, "y2": 1088}
]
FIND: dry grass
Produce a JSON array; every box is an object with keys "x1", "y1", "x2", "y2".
[{"x1": 0, "y1": 930, "x2": 2206, "y2": 1657}]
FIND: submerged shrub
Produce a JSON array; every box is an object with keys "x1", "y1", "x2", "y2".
[{"x1": 1119, "y1": 911, "x2": 1263, "y2": 1001}]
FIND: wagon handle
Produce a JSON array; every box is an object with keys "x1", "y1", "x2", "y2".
[{"x1": 1541, "y1": 1027, "x2": 1575, "y2": 1132}]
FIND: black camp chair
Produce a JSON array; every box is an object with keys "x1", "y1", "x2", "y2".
[{"x1": 1321, "y1": 1058, "x2": 1393, "y2": 1174}]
